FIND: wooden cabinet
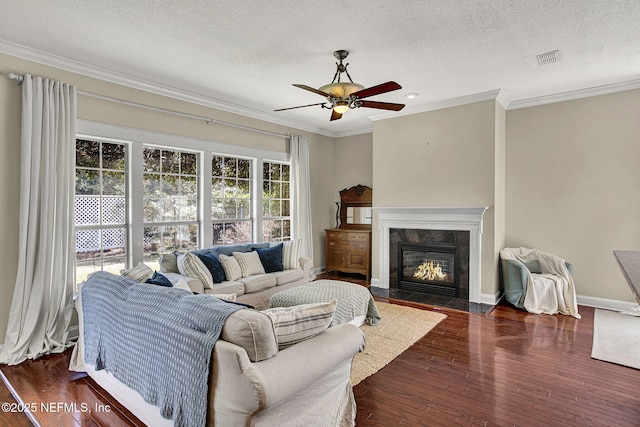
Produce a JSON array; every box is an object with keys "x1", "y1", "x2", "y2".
[{"x1": 325, "y1": 229, "x2": 372, "y2": 280}]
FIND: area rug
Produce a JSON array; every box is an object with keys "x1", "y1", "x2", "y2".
[
  {"x1": 591, "y1": 308, "x2": 640, "y2": 369},
  {"x1": 351, "y1": 302, "x2": 447, "y2": 385}
]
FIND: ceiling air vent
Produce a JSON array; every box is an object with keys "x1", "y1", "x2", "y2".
[{"x1": 537, "y1": 50, "x2": 561, "y2": 65}]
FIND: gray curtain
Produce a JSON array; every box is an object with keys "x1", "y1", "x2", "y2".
[{"x1": 0, "y1": 74, "x2": 77, "y2": 365}]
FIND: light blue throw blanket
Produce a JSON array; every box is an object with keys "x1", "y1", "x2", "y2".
[{"x1": 82, "y1": 271, "x2": 244, "y2": 427}]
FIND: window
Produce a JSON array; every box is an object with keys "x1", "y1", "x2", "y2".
[
  {"x1": 211, "y1": 155, "x2": 252, "y2": 245},
  {"x1": 74, "y1": 121, "x2": 293, "y2": 280},
  {"x1": 143, "y1": 147, "x2": 199, "y2": 266},
  {"x1": 263, "y1": 162, "x2": 291, "y2": 242},
  {"x1": 74, "y1": 138, "x2": 127, "y2": 284}
]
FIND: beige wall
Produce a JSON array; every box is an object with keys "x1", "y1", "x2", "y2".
[
  {"x1": 333, "y1": 133, "x2": 373, "y2": 192},
  {"x1": 371, "y1": 100, "x2": 505, "y2": 297},
  {"x1": 0, "y1": 61, "x2": 22, "y2": 348},
  {"x1": 0, "y1": 52, "x2": 337, "y2": 340},
  {"x1": 506, "y1": 90, "x2": 640, "y2": 302},
  {"x1": 494, "y1": 102, "x2": 507, "y2": 288}
]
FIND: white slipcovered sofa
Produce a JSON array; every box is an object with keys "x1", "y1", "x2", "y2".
[
  {"x1": 70, "y1": 271, "x2": 365, "y2": 426},
  {"x1": 159, "y1": 241, "x2": 314, "y2": 310}
]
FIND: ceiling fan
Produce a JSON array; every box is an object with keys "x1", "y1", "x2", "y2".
[{"x1": 275, "y1": 50, "x2": 405, "y2": 121}]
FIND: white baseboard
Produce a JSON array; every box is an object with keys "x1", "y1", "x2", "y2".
[
  {"x1": 481, "y1": 291, "x2": 503, "y2": 306},
  {"x1": 370, "y1": 278, "x2": 382, "y2": 288},
  {"x1": 577, "y1": 295, "x2": 638, "y2": 312}
]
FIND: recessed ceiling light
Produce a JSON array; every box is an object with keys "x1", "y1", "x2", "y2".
[{"x1": 405, "y1": 93, "x2": 419, "y2": 99}]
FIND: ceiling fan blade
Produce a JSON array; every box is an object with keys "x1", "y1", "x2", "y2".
[
  {"x1": 350, "y1": 81, "x2": 402, "y2": 99},
  {"x1": 330, "y1": 110, "x2": 343, "y2": 121},
  {"x1": 359, "y1": 100, "x2": 405, "y2": 111},
  {"x1": 274, "y1": 102, "x2": 326, "y2": 112},
  {"x1": 292, "y1": 84, "x2": 331, "y2": 98}
]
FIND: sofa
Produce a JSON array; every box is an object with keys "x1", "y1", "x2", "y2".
[
  {"x1": 154, "y1": 241, "x2": 314, "y2": 310},
  {"x1": 70, "y1": 271, "x2": 365, "y2": 427}
]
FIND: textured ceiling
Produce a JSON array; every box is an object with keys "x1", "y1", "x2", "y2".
[{"x1": 1, "y1": 1, "x2": 640, "y2": 136}]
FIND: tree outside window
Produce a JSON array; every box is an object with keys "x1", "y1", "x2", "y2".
[
  {"x1": 263, "y1": 162, "x2": 291, "y2": 242},
  {"x1": 143, "y1": 147, "x2": 199, "y2": 267},
  {"x1": 211, "y1": 155, "x2": 252, "y2": 244}
]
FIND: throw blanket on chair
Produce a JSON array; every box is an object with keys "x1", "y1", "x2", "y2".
[
  {"x1": 500, "y1": 247, "x2": 580, "y2": 318},
  {"x1": 82, "y1": 271, "x2": 245, "y2": 427}
]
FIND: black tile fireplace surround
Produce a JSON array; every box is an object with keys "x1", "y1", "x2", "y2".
[{"x1": 389, "y1": 228, "x2": 470, "y2": 300}]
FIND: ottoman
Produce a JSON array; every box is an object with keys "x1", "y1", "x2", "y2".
[{"x1": 269, "y1": 279, "x2": 381, "y2": 327}]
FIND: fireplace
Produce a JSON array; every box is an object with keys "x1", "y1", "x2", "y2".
[
  {"x1": 398, "y1": 243, "x2": 459, "y2": 296},
  {"x1": 389, "y1": 228, "x2": 470, "y2": 299},
  {"x1": 375, "y1": 207, "x2": 488, "y2": 303}
]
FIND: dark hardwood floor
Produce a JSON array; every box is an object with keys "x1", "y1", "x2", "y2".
[{"x1": 2, "y1": 274, "x2": 639, "y2": 426}]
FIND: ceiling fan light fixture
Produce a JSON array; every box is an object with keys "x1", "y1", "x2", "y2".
[
  {"x1": 275, "y1": 50, "x2": 404, "y2": 121},
  {"x1": 333, "y1": 101, "x2": 350, "y2": 114},
  {"x1": 319, "y1": 82, "x2": 365, "y2": 98}
]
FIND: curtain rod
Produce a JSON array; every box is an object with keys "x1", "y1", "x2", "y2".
[{"x1": 7, "y1": 72, "x2": 290, "y2": 139}]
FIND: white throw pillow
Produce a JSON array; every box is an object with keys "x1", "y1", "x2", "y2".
[
  {"x1": 177, "y1": 252, "x2": 214, "y2": 289},
  {"x1": 282, "y1": 239, "x2": 302, "y2": 270},
  {"x1": 120, "y1": 262, "x2": 153, "y2": 282},
  {"x1": 219, "y1": 254, "x2": 242, "y2": 281},
  {"x1": 233, "y1": 251, "x2": 266, "y2": 277},
  {"x1": 262, "y1": 300, "x2": 337, "y2": 350},
  {"x1": 159, "y1": 252, "x2": 179, "y2": 273}
]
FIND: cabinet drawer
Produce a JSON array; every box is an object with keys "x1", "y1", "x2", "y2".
[
  {"x1": 327, "y1": 240, "x2": 350, "y2": 249},
  {"x1": 326, "y1": 231, "x2": 349, "y2": 242},
  {"x1": 348, "y1": 232, "x2": 369, "y2": 242},
  {"x1": 348, "y1": 242, "x2": 367, "y2": 251}
]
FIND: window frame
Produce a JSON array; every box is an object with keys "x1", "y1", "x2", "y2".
[
  {"x1": 262, "y1": 160, "x2": 292, "y2": 242},
  {"x1": 141, "y1": 145, "x2": 201, "y2": 265},
  {"x1": 211, "y1": 154, "x2": 254, "y2": 246},
  {"x1": 73, "y1": 136, "x2": 130, "y2": 285},
  {"x1": 76, "y1": 120, "x2": 290, "y2": 273}
]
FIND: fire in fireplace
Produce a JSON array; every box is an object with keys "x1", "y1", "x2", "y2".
[{"x1": 398, "y1": 242, "x2": 459, "y2": 297}]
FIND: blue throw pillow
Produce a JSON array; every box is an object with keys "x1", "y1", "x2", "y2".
[
  {"x1": 145, "y1": 271, "x2": 173, "y2": 287},
  {"x1": 256, "y1": 244, "x2": 284, "y2": 273},
  {"x1": 196, "y1": 253, "x2": 226, "y2": 283}
]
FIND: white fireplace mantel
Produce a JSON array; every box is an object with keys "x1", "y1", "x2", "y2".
[{"x1": 375, "y1": 207, "x2": 488, "y2": 303}]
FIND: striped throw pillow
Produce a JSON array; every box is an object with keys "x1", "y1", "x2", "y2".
[
  {"x1": 120, "y1": 262, "x2": 153, "y2": 282},
  {"x1": 282, "y1": 239, "x2": 302, "y2": 270},
  {"x1": 263, "y1": 300, "x2": 337, "y2": 350},
  {"x1": 177, "y1": 252, "x2": 214, "y2": 289},
  {"x1": 219, "y1": 254, "x2": 242, "y2": 281},
  {"x1": 233, "y1": 251, "x2": 266, "y2": 278}
]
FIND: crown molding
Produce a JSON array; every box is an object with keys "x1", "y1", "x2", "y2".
[
  {"x1": 333, "y1": 125, "x2": 374, "y2": 138},
  {"x1": 369, "y1": 89, "x2": 507, "y2": 122},
  {"x1": 508, "y1": 78, "x2": 640, "y2": 110},
  {"x1": 0, "y1": 39, "x2": 338, "y2": 138},
  {"x1": 5, "y1": 39, "x2": 640, "y2": 136}
]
